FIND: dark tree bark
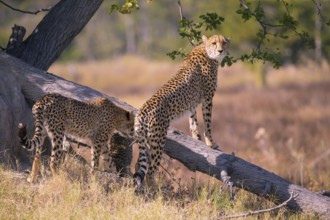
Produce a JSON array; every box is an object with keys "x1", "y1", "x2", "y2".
[
  {"x1": 6, "y1": 0, "x2": 103, "y2": 70},
  {"x1": 1, "y1": 51, "x2": 329, "y2": 218},
  {"x1": 6, "y1": 25, "x2": 26, "y2": 55}
]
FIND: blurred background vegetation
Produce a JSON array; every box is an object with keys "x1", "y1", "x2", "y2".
[{"x1": 1, "y1": 0, "x2": 330, "y2": 64}]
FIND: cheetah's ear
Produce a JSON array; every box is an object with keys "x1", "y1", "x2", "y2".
[
  {"x1": 225, "y1": 37, "x2": 231, "y2": 44},
  {"x1": 202, "y1": 35, "x2": 208, "y2": 44}
]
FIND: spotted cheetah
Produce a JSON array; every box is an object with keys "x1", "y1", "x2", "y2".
[
  {"x1": 134, "y1": 34, "x2": 230, "y2": 188},
  {"x1": 18, "y1": 94, "x2": 134, "y2": 183}
]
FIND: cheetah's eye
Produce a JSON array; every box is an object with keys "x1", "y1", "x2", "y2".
[{"x1": 212, "y1": 42, "x2": 216, "y2": 45}]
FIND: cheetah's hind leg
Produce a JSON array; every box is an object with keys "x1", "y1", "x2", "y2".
[
  {"x1": 18, "y1": 123, "x2": 42, "y2": 183},
  {"x1": 133, "y1": 139, "x2": 149, "y2": 193},
  {"x1": 47, "y1": 126, "x2": 65, "y2": 177}
]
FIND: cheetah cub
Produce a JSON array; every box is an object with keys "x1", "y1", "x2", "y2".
[
  {"x1": 18, "y1": 94, "x2": 134, "y2": 183},
  {"x1": 134, "y1": 34, "x2": 230, "y2": 188}
]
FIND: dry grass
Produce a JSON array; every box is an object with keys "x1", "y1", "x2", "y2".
[{"x1": 0, "y1": 160, "x2": 317, "y2": 220}]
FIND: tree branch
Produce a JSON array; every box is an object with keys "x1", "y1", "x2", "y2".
[
  {"x1": 279, "y1": 0, "x2": 310, "y2": 44},
  {"x1": 0, "y1": 0, "x2": 51, "y2": 15},
  {"x1": 219, "y1": 191, "x2": 298, "y2": 219},
  {"x1": 239, "y1": 0, "x2": 267, "y2": 52},
  {"x1": 176, "y1": 0, "x2": 195, "y2": 46},
  {"x1": 177, "y1": 0, "x2": 183, "y2": 20},
  {"x1": 239, "y1": 0, "x2": 285, "y2": 30},
  {"x1": 312, "y1": 0, "x2": 327, "y2": 23}
]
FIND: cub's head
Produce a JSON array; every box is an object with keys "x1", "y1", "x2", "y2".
[
  {"x1": 202, "y1": 34, "x2": 230, "y2": 61},
  {"x1": 116, "y1": 109, "x2": 135, "y2": 138}
]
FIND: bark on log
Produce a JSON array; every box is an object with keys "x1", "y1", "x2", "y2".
[{"x1": 1, "y1": 51, "x2": 329, "y2": 218}]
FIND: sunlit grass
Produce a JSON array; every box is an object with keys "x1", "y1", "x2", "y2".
[{"x1": 0, "y1": 163, "x2": 317, "y2": 220}]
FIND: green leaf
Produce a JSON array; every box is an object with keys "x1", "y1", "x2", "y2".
[
  {"x1": 254, "y1": 4, "x2": 265, "y2": 21},
  {"x1": 298, "y1": 31, "x2": 313, "y2": 49},
  {"x1": 326, "y1": 19, "x2": 330, "y2": 26},
  {"x1": 109, "y1": 5, "x2": 120, "y2": 15},
  {"x1": 109, "y1": 0, "x2": 139, "y2": 15},
  {"x1": 166, "y1": 49, "x2": 187, "y2": 60},
  {"x1": 236, "y1": 8, "x2": 252, "y2": 22},
  {"x1": 199, "y1": 12, "x2": 224, "y2": 31},
  {"x1": 256, "y1": 29, "x2": 265, "y2": 40},
  {"x1": 190, "y1": 29, "x2": 202, "y2": 42},
  {"x1": 279, "y1": 34, "x2": 288, "y2": 39},
  {"x1": 220, "y1": 56, "x2": 236, "y2": 67},
  {"x1": 279, "y1": 13, "x2": 297, "y2": 29}
]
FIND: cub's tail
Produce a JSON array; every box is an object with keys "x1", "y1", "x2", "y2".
[
  {"x1": 133, "y1": 111, "x2": 151, "y2": 189},
  {"x1": 18, "y1": 123, "x2": 28, "y2": 148},
  {"x1": 18, "y1": 97, "x2": 48, "y2": 151},
  {"x1": 18, "y1": 120, "x2": 45, "y2": 151}
]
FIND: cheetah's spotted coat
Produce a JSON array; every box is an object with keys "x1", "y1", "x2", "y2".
[
  {"x1": 134, "y1": 34, "x2": 230, "y2": 188},
  {"x1": 18, "y1": 94, "x2": 134, "y2": 183}
]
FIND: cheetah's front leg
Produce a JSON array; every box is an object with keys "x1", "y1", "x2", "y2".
[
  {"x1": 202, "y1": 99, "x2": 220, "y2": 150},
  {"x1": 91, "y1": 142, "x2": 104, "y2": 173},
  {"x1": 48, "y1": 127, "x2": 65, "y2": 177},
  {"x1": 101, "y1": 143, "x2": 113, "y2": 172},
  {"x1": 133, "y1": 139, "x2": 149, "y2": 189},
  {"x1": 189, "y1": 109, "x2": 202, "y2": 140}
]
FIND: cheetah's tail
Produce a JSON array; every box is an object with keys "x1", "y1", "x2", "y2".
[
  {"x1": 23, "y1": 96, "x2": 52, "y2": 151},
  {"x1": 18, "y1": 123, "x2": 33, "y2": 150},
  {"x1": 18, "y1": 122, "x2": 45, "y2": 151}
]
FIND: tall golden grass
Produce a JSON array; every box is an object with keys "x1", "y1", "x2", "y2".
[{"x1": 0, "y1": 159, "x2": 316, "y2": 219}]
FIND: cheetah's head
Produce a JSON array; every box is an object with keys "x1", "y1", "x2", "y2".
[
  {"x1": 115, "y1": 110, "x2": 135, "y2": 139},
  {"x1": 202, "y1": 34, "x2": 230, "y2": 61}
]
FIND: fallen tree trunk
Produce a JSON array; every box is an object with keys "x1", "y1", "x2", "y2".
[
  {"x1": 0, "y1": 51, "x2": 329, "y2": 218},
  {"x1": 165, "y1": 130, "x2": 330, "y2": 216}
]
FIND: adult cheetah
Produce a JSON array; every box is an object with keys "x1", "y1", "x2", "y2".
[{"x1": 134, "y1": 34, "x2": 230, "y2": 188}]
